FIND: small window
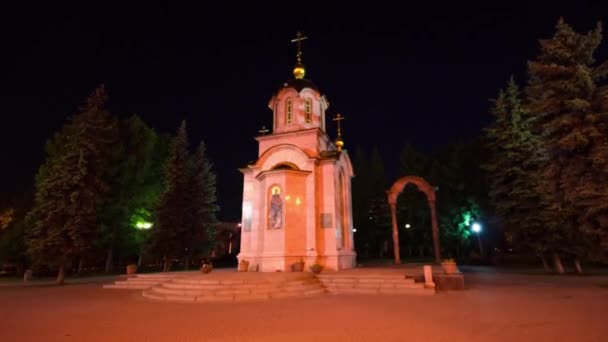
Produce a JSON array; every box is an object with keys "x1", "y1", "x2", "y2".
[
  {"x1": 286, "y1": 98, "x2": 293, "y2": 124},
  {"x1": 305, "y1": 98, "x2": 312, "y2": 123}
]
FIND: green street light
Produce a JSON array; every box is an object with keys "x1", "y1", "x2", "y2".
[{"x1": 135, "y1": 221, "x2": 153, "y2": 230}]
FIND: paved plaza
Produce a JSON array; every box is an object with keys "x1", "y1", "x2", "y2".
[{"x1": 1, "y1": 267, "x2": 607, "y2": 341}]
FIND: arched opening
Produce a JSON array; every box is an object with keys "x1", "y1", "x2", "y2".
[
  {"x1": 285, "y1": 98, "x2": 293, "y2": 124},
  {"x1": 387, "y1": 176, "x2": 441, "y2": 264},
  {"x1": 304, "y1": 98, "x2": 312, "y2": 123},
  {"x1": 270, "y1": 162, "x2": 299, "y2": 171}
]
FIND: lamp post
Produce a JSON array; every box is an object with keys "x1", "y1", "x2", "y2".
[{"x1": 472, "y1": 222, "x2": 483, "y2": 257}]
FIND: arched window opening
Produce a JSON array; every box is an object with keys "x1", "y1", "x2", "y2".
[
  {"x1": 271, "y1": 162, "x2": 299, "y2": 171},
  {"x1": 305, "y1": 98, "x2": 312, "y2": 123},
  {"x1": 286, "y1": 98, "x2": 293, "y2": 124}
]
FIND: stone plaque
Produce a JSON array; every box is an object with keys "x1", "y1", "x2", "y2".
[
  {"x1": 243, "y1": 217, "x2": 252, "y2": 232},
  {"x1": 321, "y1": 213, "x2": 333, "y2": 229}
]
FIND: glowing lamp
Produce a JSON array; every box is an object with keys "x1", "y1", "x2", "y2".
[
  {"x1": 472, "y1": 222, "x2": 482, "y2": 233},
  {"x1": 135, "y1": 221, "x2": 153, "y2": 230}
]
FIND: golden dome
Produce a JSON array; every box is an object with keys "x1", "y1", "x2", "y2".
[
  {"x1": 335, "y1": 136, "x2": 344, "y2": 151},
  {"x1": 293, "y1": 63, "x2": 306, "y2": 79}
]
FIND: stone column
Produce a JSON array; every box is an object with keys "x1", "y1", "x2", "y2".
[
  {"x1": 428, "y1": 199, "x2": 441, "y2": 263},
  {"x1": 423, "y1": 265, "x2": 434, "y2": 287},
  {"x1": 389, "y1": 202, "x2": 401, "y2": 265}
]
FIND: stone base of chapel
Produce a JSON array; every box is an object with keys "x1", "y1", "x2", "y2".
[{"x1": 237, "y1": 252, "x2": 356, "y2": 273}]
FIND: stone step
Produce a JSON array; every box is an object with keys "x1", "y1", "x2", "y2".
[
  {"x1": 196, "y1": 295, "x2": 236, "y2": 302},
  {"x1": 135, "y1": 271, "x2": 434, "y2": 302},
  {"x1": 161, "y1": 279, "x2": 321, "y2": 290},
  {"x1": 161, "y1": 282, "x2": 221, "y2": 290},
  {"x1": 319, "y1": 281, "x2": 417, "y2": 287},
  {"x1": 130, "y1": 273, "x2": 182, "y2": 279},
  {"x1": 141, "y1": 291, "x2": 167, "y2": 301},
  {"x1": 329, "y1": 287, "x2": 432, "y2": 295},
  {"x1": 162, "y1": 282, "x2": 279, "y2": 292},
  {"x1": 317, "y1": 274, "x2": 407, "y2": 279},
  {"x1": 103, "y1": 283, "x2": 153, "y2": 290},
  {"x1": 123, "y1": 279, "x2": 171, "y2": 284},
  {"x1": 379, "y1": 288, "x2": 434, "y2": 295},
  {"x1": 143, "y1": 289, "x2": 316, "y2": 303},
  {"x1": 318, "y1": 277, "x2": 414, "y2": 284},
  {"x1": 142, "y1": 277, "x2": 327, "y2": 303},
  {"x1": 150, "y1": 286, "x2": 207, "y2": 297},
  {"x1": 104, "y1": 274, "x2": 174, "y2": 290},
  {"x1": 150, "y1": 282, "x2": 324, "y2": 297},
  {"x1": 169, "y1": 278, "x2": 225, "y2": 285},
  {"x1": 232, "y1": 293, "x2": 271, "y2": 302}
]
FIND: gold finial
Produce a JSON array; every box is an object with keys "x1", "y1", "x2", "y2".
[
  {"x1": 291, "y1": 31, "x2": 308, "y2": 79},
  {"x1": 258, "y1": 125, "x2": 269, "y2": 135},
  {"x1": 333, "y1": 113, "x2": 345, "y2": 151}
]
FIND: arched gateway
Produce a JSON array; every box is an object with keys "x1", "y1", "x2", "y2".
[{"x1": 387, "y1": 176, "x2": 441, "y2": 264}]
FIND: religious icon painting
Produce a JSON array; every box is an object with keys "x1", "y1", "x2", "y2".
[{"x1": 268, "y1": 185, "x2": 283, "y2": 229}]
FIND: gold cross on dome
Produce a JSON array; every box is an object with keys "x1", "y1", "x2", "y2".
[
  {"x1": 291, "y1": 31, "x2": 308, "y2": 63},
  {"x1": 333, "y1": 113, "x2": 345, "y2": 137},
  {"x1": 258, "y1": 125, "x2": 269, "y2": 135}
]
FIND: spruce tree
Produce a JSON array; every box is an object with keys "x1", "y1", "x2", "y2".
[
  {"x1": 148, "y1": 121, "x2": 190, "y2": 272},
  {"x1": 183, "y1": 141, "x2": 219, "y2": 269},
  {"x1": 432, "y1": 141, "x2": 487, "y2": 259},
  {"x1": 99, "y1": 115, "x2": 159, "y2": 272},
  {"x1": 483, "y1": 79, "x2": 551, "y2": 266},
  {"x1": 26, "y1": 85, "x2": 116, "y2": 284},
  {"x1": 526, "y1": 19, "x2": 608, "y2": 267}
]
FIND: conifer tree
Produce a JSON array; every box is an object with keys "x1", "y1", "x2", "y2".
[
  {"x1": 351, "y1": 147, "x2": 390, "y2": 258},
  {"x1": 183, "y1": 141, "x2": 219, "y2": 269},
  {"x1": 483, "y1": 79, "x2": 551, "y2": 267},
  {"x1": 99, "y1": 115, "x2": 159, "y2": 272},
  {"x1": 526, "y1": 19, "x2": 608, "y2": 268},
  {"x1": 148, "y1": 121, "x2": 190, "y2": 272},
  {"x1": 26, "y1": 85, "x2": 116, "y2": 284}
]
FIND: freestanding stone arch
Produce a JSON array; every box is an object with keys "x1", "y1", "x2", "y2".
[{"x1": 387, "y1": 176, "x2": 441, "y2": 264}]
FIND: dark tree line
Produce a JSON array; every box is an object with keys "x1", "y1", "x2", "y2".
[
  {"x1": 0, "y1": 85, "x2": 219, "y2": 284},
  {"x1": 484, "y1": 19, "x2": 608, "y2": 273},
  {"x1": 352, "y1": 142, "x2": 489, "y2": 261},
  {"x1": 352, "y1": 19, "x2": 608, "y2": 271}
]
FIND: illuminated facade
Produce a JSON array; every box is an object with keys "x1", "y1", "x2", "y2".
[{"x1": 237, "y1": 36, "x2": 356, "y2": 271}]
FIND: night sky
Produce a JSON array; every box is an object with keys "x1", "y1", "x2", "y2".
[{"x1": 2, "y1": 2, "x2": 607, "y2": 220}]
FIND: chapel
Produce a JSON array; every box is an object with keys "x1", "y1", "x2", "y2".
[{"x1": 237, "y1": 33, "x2": 356, "y2": 272}]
